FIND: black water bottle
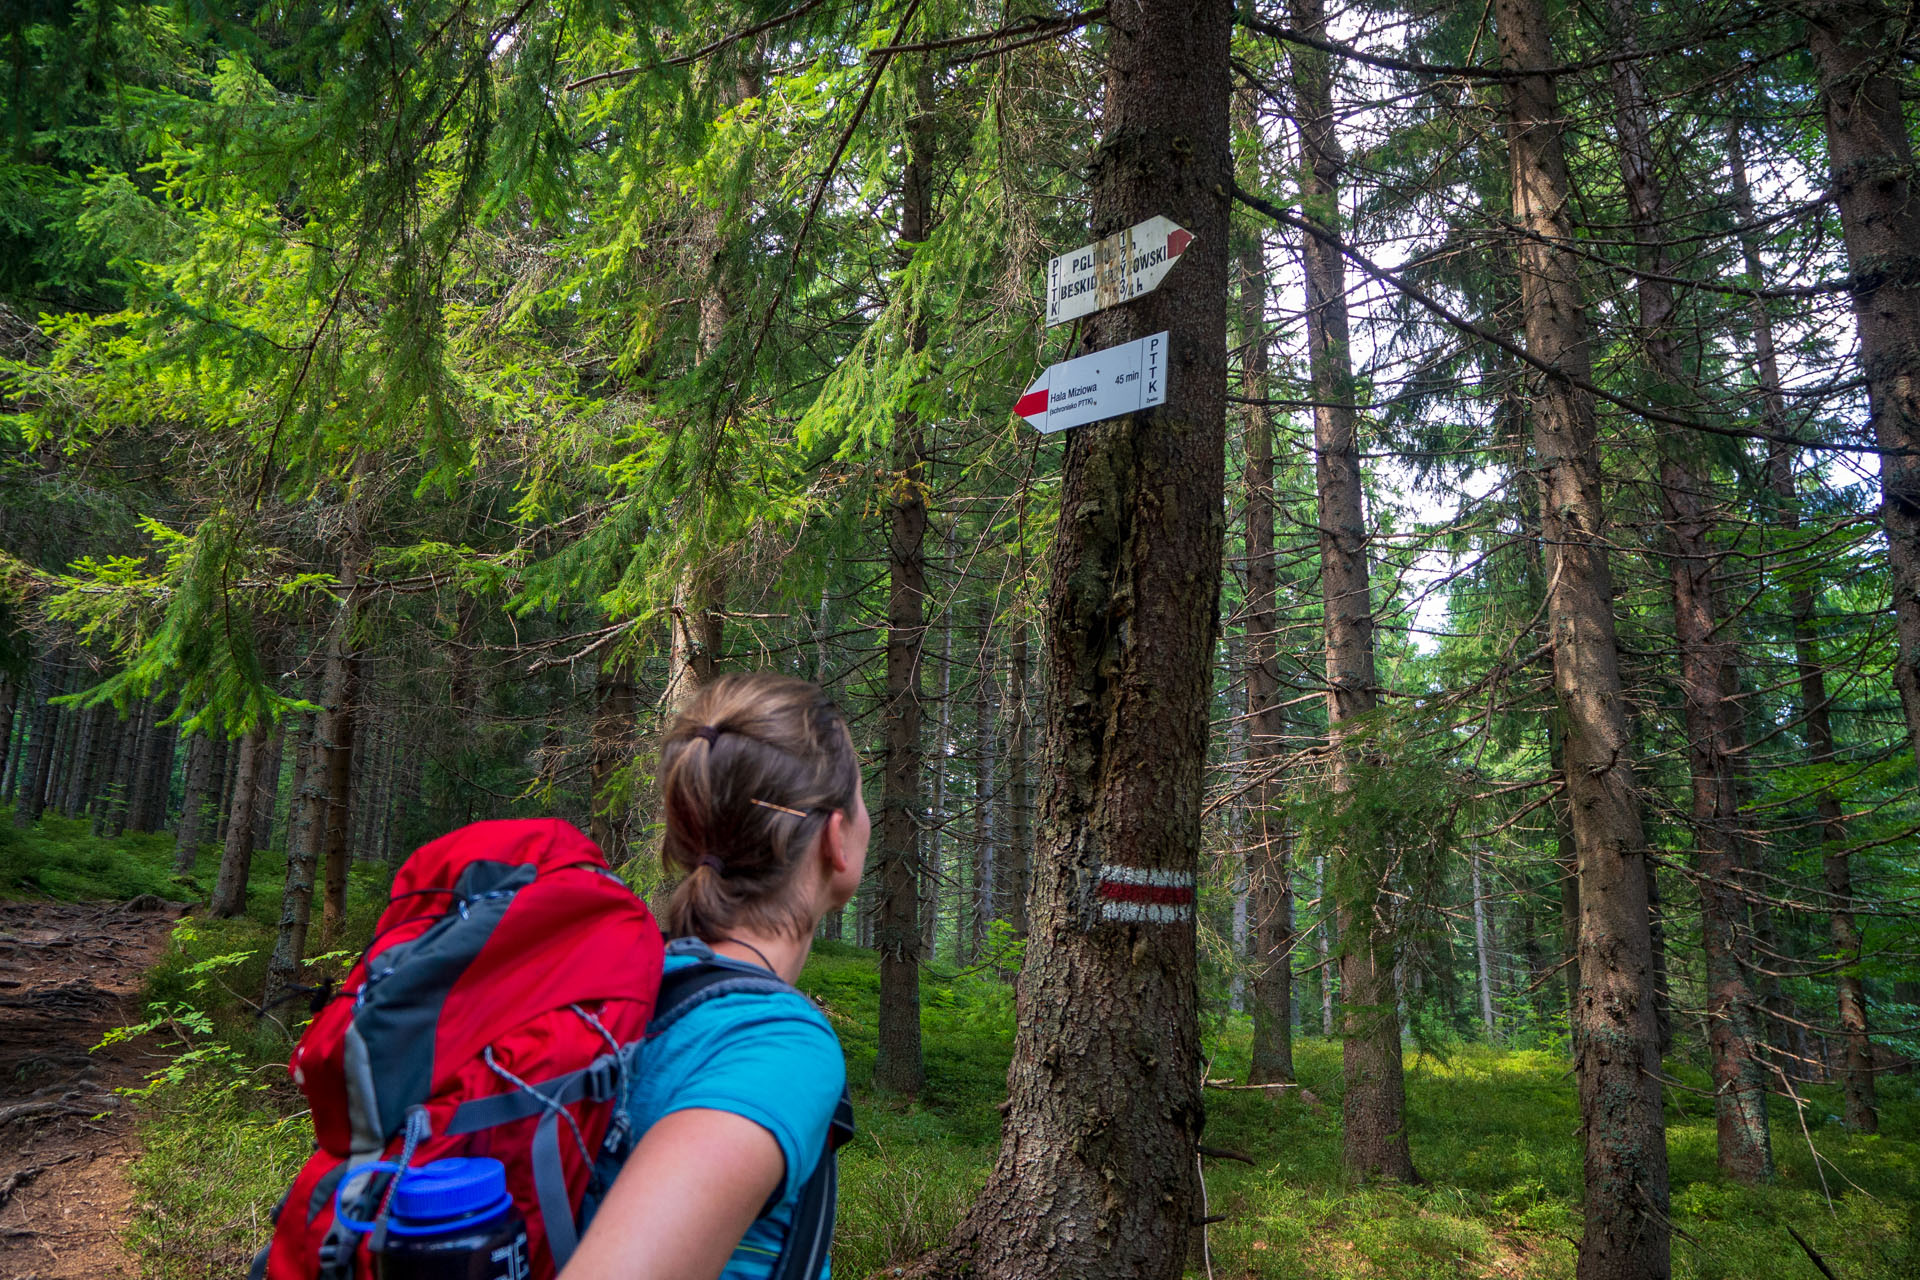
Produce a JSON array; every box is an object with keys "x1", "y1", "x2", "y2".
[{"x1": 369, "y1": 1157, "x2": 530, "y2": 1280}]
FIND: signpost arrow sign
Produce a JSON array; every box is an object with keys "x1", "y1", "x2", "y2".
[
  {"x1": 1045, "y1": 216, "x2": 1195, "y2": 327},
  {"x1": 1015, "y1": 332, "x2": 1169, "y2": 434}
]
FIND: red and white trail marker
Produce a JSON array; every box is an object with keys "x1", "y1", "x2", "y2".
[
  {"x1": 1014, "y1": 331, "x2": 1168, "y2": 434},
  {"x1": 1097, "y1": 864, "x2": 1196, "y2": 924},
  {"x1": 1045, "y1": 216, "x2": 1195, "y2": 327}
]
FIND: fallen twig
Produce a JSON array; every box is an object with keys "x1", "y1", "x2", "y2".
[
  {"x1": 1785, "y1": 1223, "x2": 1840, "y2": 1280},
  {"x1": 0, "y1": 1152, "x2": 82, "y2": 1210},
  {"x1": 1197, "y1": 1143, "x2": 1256, "y2": 1166}
]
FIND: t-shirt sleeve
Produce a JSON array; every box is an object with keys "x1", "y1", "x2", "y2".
[{"x1": 658, "y1": 999, "x2": 847, "y2": 1203}]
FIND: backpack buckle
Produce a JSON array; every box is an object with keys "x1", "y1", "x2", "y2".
[{"x1": 582, "y1": 1055, "x2": 620, "y2": 1103}]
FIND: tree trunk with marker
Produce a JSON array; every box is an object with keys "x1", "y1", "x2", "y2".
[
  {"x1": 1495, "y1": 0, "x2": 1671, "y2": 1271},
  {"x1": 925, "y1": 1, "x2": 1231, "y2": 1273}
]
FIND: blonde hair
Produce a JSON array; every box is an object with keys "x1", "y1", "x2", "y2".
[{"x1": 659, "y1": 673, "x2": 860, "y2": 940}]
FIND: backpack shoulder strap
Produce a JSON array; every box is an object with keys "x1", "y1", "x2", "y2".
[
  {"x1": 649, "y1": 938, "x2": 801, "y2": 1037},
  {"x1": 768, "y1": 1087, "x2": 854, "y2": 1280},
  {"x1": 652, "y1": 938, "x2": 856, "y2": 1280}
]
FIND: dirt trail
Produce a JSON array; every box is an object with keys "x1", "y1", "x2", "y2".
[{"x1": 0, "y1": 898, "x2": 180, "y2": 1280}]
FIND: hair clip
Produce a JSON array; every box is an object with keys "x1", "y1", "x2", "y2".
[{"x1": 750, "y1": 798, "x2": 809, "y2": 819}]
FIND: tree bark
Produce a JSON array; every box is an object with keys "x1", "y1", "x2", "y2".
[
  {"x1": 1287, "y1": 0, "x2": 1407, "y2": 1176},
  {"x1": 590, "y1": 656, "x2": 637, "y2": 864},
  {"x1": 319, "y1": 650, "x2": 361, "y2": 938},
  {"x1": 1804, "y1": 2, "x2": 1920, "y2": 781},
  {"x1": 44, "y1": 687, "x2": 77, "y2": 816},
  {"x1": 208, "y1": 733, "x2": 233, "y2": 850},
  {"x1": 120, "y1": 708, "x2": 149, "y2": 828},
  {"x1": 926, "y1": 529, "x2": 955, "y2": 958},
  {"x1": 1003, "y1": 608, "x2": 1031, "y2": 936},
  {"x1": 1728, "y1": 122, "x2": 1877, "y2": 1132},
  {"x1": 209, "y1": 730, "x2": 263, "y2": 918},
  {"x1": 101, "y1": 703, "x2": 146, "y2": 838},
  {"x1": 130, "y1": 710, "x2": 176, "y2": 833},
  {"x1": 1606, "y1": 4, "x2": 1771, "y2": 1182},
  {"x1": 664, "y1": 570, "x2": 722, "y2": 723},
  {"x1": 971, "y1": 616, "x2": 996, "y2": 963},
  {"x1": 313, "y1": 494, "x2": 369, "y2": 940},
  {"x1": 1316, "y1": 851, "x2": 1336, "y2": 1035},
  {"x1": 1230, "y1": 829, "x2": 1248, "y2": 1012},
  {"x1": 1472, "y1": 852, "x2": 1498, "y2": 1042},
  {"x1": 263, "y1": 716, "x2": 324, "y2": 1015},
  {"x1": 1238, "y1": 101, "x2": 1292, "y2": 1082},
  {"x1": 253, "y1": 721, "x2": 285, "y2": 852},
  {"x1": 813, "y1": 581, "x2": 844, "y2": 941},
  {"x1": 1225, "y1": 634, "x2": 1249, "y2": 1014},
  {"x1": 0, "y1": 677, "x2": 16, "y2": 798},
  {"x1": 448, "y1": 594, "x2": 478, "y2": 725},
  {"x1": 173, "y1": 733, "x2": 216, "y2": 874},
  {"x1": 1494, "y1": 0, "x2": 1671, "y2": 1271},
  {"x1": 928, "y1": 1, "x2": 1230, "y2": 1272},
  {"x1": 64, "y1": 703, "x2": 103, "y2": 817},
  {"x1": 661, "y1": 54, "x2": 756, "y2": 731},
  {"x1": 874, "y1": 68, "x2": 934, "y2": 1097},
  {"x1": 1549, "y1": 724, "x2": 1581, "y2": 1053},
  {"x1": 15, "y1": 661, "x2": 61, "y2": 826}
]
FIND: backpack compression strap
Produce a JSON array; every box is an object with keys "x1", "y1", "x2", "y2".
[{"x1": 654, "y1": 939, "x2": 855, "y2": 1280}]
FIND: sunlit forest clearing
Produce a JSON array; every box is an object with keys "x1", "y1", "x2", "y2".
[{"x1": 5, "y1": 0, "x2": 1920, "y2": 1276}]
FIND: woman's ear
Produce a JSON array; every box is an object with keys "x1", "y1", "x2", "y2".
[{"x1": 818, "y1": 810, "x2": 850, "y2": 877}]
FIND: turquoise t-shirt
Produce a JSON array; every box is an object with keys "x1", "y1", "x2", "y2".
[{"x1": 625, "y1": 952, "x2": 846, "y2": 1279}]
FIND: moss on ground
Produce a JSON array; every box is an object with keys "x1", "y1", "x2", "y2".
[
  {"x1": 0, "y1": 814, "x2": 191, "y2": 901},
  {"x1": 13, "y1": 820, "x2": 1916, "y2": 1278}
]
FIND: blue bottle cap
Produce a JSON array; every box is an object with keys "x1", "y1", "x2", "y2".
[{"x1": 389, "y1": 1158, "x2": 514, "y2": 1233}]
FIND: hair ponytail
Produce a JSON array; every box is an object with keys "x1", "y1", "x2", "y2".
[{"x1": 657, "y1": 673, "x2": 859, "y2": 940}]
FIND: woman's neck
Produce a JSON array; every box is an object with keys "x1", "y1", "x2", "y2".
[{"x1": 710, "y1": 929, "x2": 813, "y2": 984}]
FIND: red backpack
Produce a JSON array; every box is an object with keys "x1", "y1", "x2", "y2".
[{"x1": 254, "y1": 818, "x2": 664, "y2": 1280}]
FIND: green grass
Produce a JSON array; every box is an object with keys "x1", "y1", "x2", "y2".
[
  {"x1": 815, "y1": 961, "x2": 1920, "y2": 1280},
  {"x1": 10, "y1": 821, "x2": 1915, "y2": 1279}
]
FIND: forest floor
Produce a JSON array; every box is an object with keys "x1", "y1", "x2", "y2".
[
  {"x1": 0, "y1": 896, "x2": 180, "y2": 1280},
  {"x1": 4, "y1": 818, "x2": 1918, "y2": 1280}
]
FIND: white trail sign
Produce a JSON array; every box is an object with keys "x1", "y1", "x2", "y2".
[
  {"x1": 1044, "y1": 216, "x2": 1195, "y2": 327},
  {"x1": 1014, "y1": 332, "x2": 1169, "y2": 434}
]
